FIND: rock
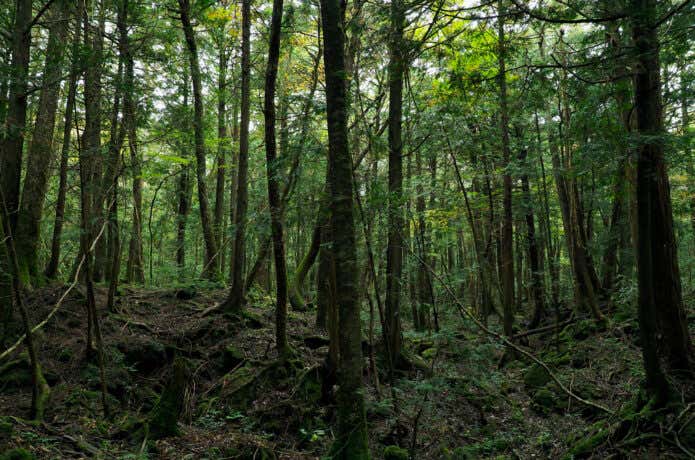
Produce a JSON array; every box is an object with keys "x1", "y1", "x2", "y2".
[
  {"x1": 0, "y1": 416, "x2": 13, "y2": 439},
  {"x1": 0, "y1": 356, "x2": 31, "y2": 389},
  {"x1": 523, "y1": 364, "x2": 551, "y2": 389},
  {"x1": 303, "y1": 335, "x2": 330, "y2": 350},
  {"x1": 0, "y1": 449, "x2": 35, "y2": 460},
  {"x1": 175, "y1": 286, "x2": 197, "y2": 300},
  {"x1": 421, "y1": 348, "x2": 437, "y2": 360},
  {"x1": 222, "y1": 344, "x2": 245, "y2": 370},
  {"x1": 117, "y1": 337, "x2": 168, "y2": 374},
  {"x1": 531, "y1": 388, "x2": 558, "y2": 414},
  {"x1": 383, "y1": 445, "x2": 409, "y2": 460}
]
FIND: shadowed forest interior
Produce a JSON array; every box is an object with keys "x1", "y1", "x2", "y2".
[{"x1": 0, "y1": 0, "x2": 694, "y2": 458}]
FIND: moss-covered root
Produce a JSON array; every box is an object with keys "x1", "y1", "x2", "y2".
[{"x1": 147, "y1": 356, "x2": 190, "y2": 439}]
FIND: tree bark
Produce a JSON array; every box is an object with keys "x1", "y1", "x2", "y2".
[
  {"x1": 263, "y1": 0, "x2": 289, "y2": 355},
  {"x1": 497, "y1": 0, "x2": 514, "y2": 338},
  {"x1": 215, "y1": 48, "x2": 229, "y2": 274},
  {"x1": 0, "y1": 0, "x2": 32, "y2": 236},
  {"x1": 224, "y1": 0, "x2": 251, "y2": 311},
  {"x1": 631, "y1": 0, "x2": 692, "y2": 382},
  {"x1": 46, "y1": 2, "x2": 84, "y2": 279},
  {"x1": 385, "y1": 0, "x2": 405, "y2": 366},
  {"x1": 179, "y1": 0, "x2": 219, "y2": 280},
  {"x1": 16, "y1": 0, "x2": 69, "y2": 282},
  {"x1": 319, "y1": 0, "x2": 370, "y2": 455}
]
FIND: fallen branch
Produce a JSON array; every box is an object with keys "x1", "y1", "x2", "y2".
[
  {"x1": 0, "y1": 219, "x2": 108, "y2": 362},
  {"x1": 512, "y1": 316, "x2": 577, "y2": 340}
]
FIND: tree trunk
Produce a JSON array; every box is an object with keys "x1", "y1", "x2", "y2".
[
  {"x1": 0, "y1": 0, "x2": 32, "y2": 236},
  {"x1": 518, "y1": 143, "x2": 545, "y2": 328},
  {"x1": 215, "y1": 48, "x2": 229, "y2": 274},
  {"x1": 497, "y1": 0, "x2": 514, "y2": 338},
  {"x1": 385, "y1": 0, "x2": 405, "y2": 366},
  {"x1": 16, "y1": 0, "x2": 69, "y2": 282},
  {"x1": 631, "y1": 0, "x2": 692, "y2": 382},
  {"x1": 179, "y1": 0, "x2": 219, "y2": 280},
  {"x1": 121, "y1": 0, "x2": 144, "y2": 284},
  {"x1": 319, "y1": 0, "x2": 369, "y2": 455},
  {"x1": 263, "y1": 0, "x2": 289, "y2": 355},
  {"x1": 46, "y1": 2, "x2": 84, "y2": 279},
  {"x1": 176, "y1": 70, "x2": 191, "y2": 275},
  {"x1": 224, "y1": 0, "x2": 251, "y2": 311}
]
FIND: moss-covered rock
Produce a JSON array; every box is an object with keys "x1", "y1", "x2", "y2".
[
  {"x1": 117, "y1": 337, "x2": 168, "y2": 374},
  {"x1": 147, "y1": 356, "x2": 190, "y2": 439},
  {"x1": 0, "y1": 355, "x2": 32, "y2": 389},
  {"x1": 0, "y1": 449, "x2": 35, "y2": 460},
  {"x1": 523, "y1": 364, "x2": 551, "y2": 389},
  {"x1": 531, "y1": 388, "x2": 558, "y2": 414},
  {"x1": 383, "y1": 445, "x2": 409, "y2": 460},
  {"x1": 222, "y1": 344, "x2": 245, "y2": 370},
  {"x1": 0, "y1": 416, "x2": 13, "y2": 438}
]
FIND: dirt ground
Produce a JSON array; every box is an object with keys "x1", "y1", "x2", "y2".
[{"x1": 1, "y1": 284, "x2": 693, "y2": 459}]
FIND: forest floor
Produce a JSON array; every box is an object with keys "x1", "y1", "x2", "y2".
[{"x1": 1, "y1": 284, "x2": 694, "y2": 459}]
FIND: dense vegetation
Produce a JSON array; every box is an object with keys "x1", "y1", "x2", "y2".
[{"x1": 0, "y1": 0, "x2": 694, "y2": 458}]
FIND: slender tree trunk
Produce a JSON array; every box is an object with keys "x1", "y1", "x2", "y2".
[
  {"x1": 224, "y1": 0, "x2": 251, "y2": 311},
  {"x1": 0, "y1": 0, "x2": 32, "y2": 236},
  {"x1": 385, "y1": 0, "x2": 405, "y2": 366},
  {"x1": 120, "y1": 0, "x2": 144, "y2": 284},
  {"x1": 46, "y1": 3, "x2": 84, "y2": 279},
  {"x1": 497, "y1": 0, "x2": 514, "y2": 338},
  {"x1": 319, "y1": 0, "x2": 370, "y2": 454},
  {"x1": 263, "y1": 0, "x2": 289, "y2": 355},
  {"x1": 176, "y1": 71, "x2": 191, "y2": 275},
  {"x1": 179, "y1": 0, "x2": 219, "y2": 280},
  {"x1": 215, "y1": 48, "x2": 229, "y2": 274},
  {"x1": 518, "y1": 143, "x2": 545, "y2": 328}
]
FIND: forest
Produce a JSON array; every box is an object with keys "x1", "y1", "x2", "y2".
[{"x1": 0, "y1": 0, "x2": 694, "y2": 458}]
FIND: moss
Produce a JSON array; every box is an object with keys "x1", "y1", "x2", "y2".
[
  {"x1": 383, "y1": 445, "x2": 409, "y2": 460},
  {"x1": 222, "y1": 344, "x2": 245, "y2": 370},
  {"x1": 523, "y1": 364, "x2": 551, "y2": 389},
  {"x1": 566, "y1": 425, "x2": 610, "y2": 458},
  {"x1": 421, "y1": 348, "x2": 437, "y2": 360},
  {"x1": 0, "y1": 449, "x2": 35, "y2": 460},
  {"x1": 531, "y1": 388, "x2": 558, "y2": 414},
  {"x1": 0, "y1": 417, "x2": 13, "y2": 438},
  {"x1": 147, "y1": 356, "x2": 190, "y2": 439}
]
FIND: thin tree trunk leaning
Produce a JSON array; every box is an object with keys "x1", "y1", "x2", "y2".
[
  {"x1": 630, "y1": 0, "x2": 692, "y2": 397},
  {"x1": 16, "y1": 0, "x2": 69, "y2": 283},
  {"x1": 319, "y1": 0, "x2": 370, "y2": 455},
  {"x1": 179, "y1": 0, "x2": 219, "y2": 281},
  {"x1": 263, "y1": 0, "x2": 290, "y2": 356},
  {"x1": 289, "y1": 218, "x2": 322, "y2": 310},
  {"x1": 0, "y1": 211, "x2": 50, "y2": 421},
  {"x1": 224, "y1": 0, "x2": 251, "y2": 312}
]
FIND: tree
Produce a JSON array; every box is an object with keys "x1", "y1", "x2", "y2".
[
  {"x1": 223, "y1": 0, "x2": 251, "y2": 312},
  {"x1": 263, "y1": 0, "x2": 290, "y2": 355},
  {"x1": 631, "y1": 0, "x2": 692, "y2": 400},
  {"x1": 319, "y1": 0, "x2": 370, "y2": 455},
  {"x1": 179, "y1": 0, "x2": 219, "y2": 280}
]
